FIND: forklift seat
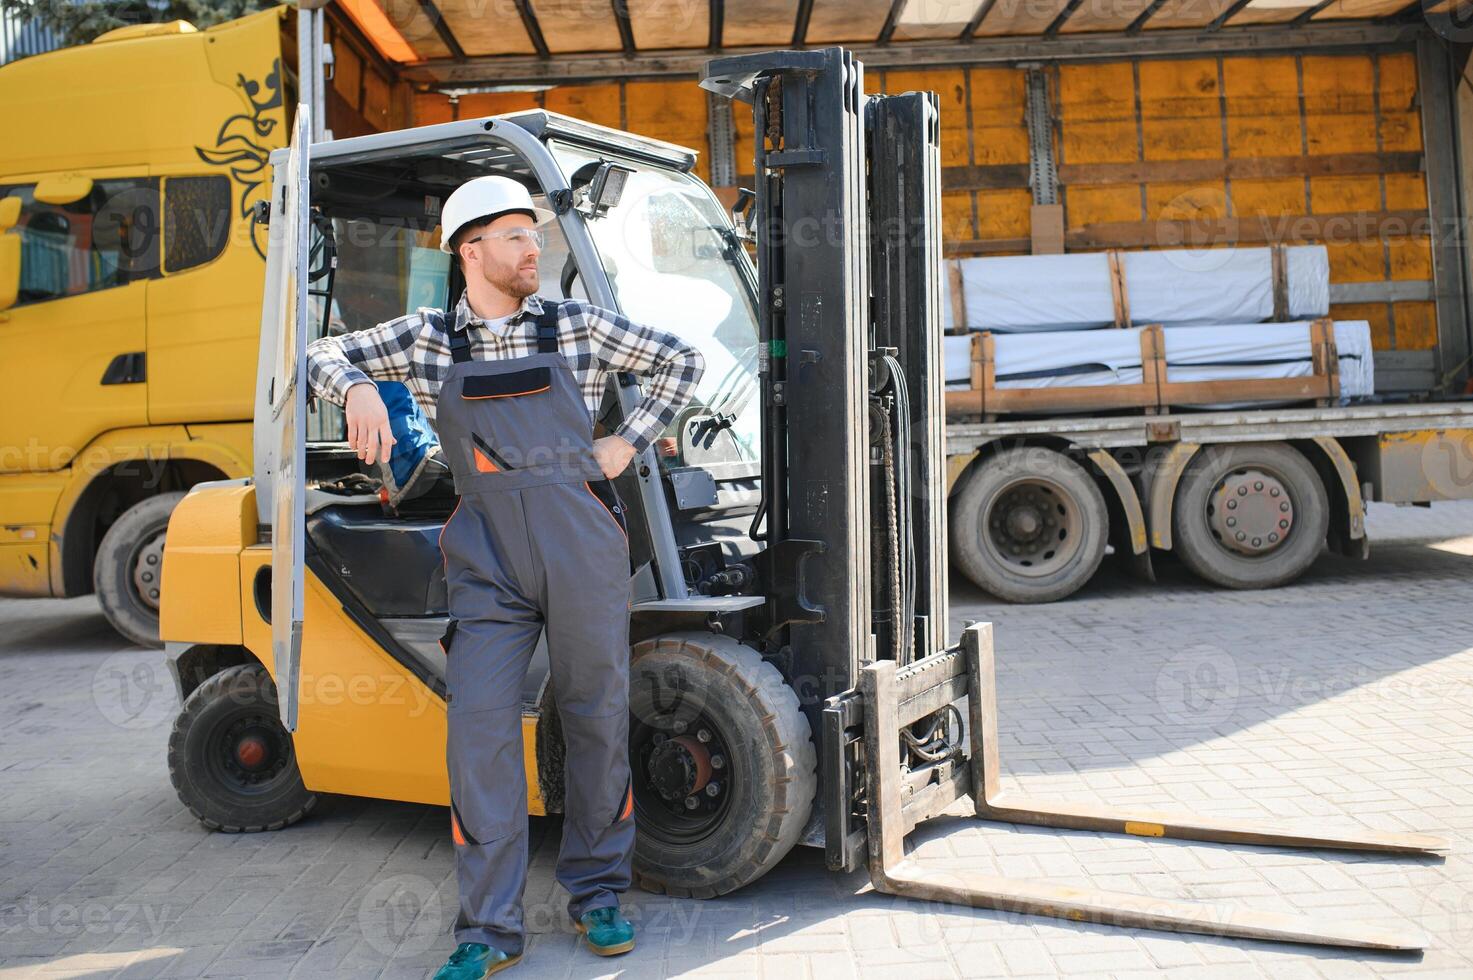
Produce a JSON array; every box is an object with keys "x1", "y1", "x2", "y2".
[{"x1": 306, "y1": 505, "x2": 449, "y2": 618}]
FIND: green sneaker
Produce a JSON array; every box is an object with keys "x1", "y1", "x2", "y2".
[
  {"x1": 431, "y1": 941, "x2": 520, "y2": 979},
  {"x1": 575, "y1": 906, "x2": 635, "y2": 956}
]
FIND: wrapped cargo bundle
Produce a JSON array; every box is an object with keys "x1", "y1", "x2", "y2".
[
  {"x1": 942, "y1": 245, "x2": 1330, "y2": 332},
  {"x1": 1163, "y1": 321, "x2": 1374, "y2": 401},
  {"x1": 943, "y1": 321, "x2": 1374, "y2": 405}
]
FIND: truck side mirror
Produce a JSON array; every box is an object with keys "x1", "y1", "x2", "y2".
[
  {"x1": 34, "y1": 174, "x2": 93, "y2": 206},
  {"x1": 0, "y1": 197, "x2": 19, "y2": 311}
]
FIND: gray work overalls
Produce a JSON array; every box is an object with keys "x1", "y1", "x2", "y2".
[{"x1": 433, "y1": 304, "x2": 635, "y2": 956}]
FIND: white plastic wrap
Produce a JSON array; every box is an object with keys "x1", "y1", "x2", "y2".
[
  {"x1": 1161, "y1": 320, "x2": 1373, "y2": 400},
  {"x1": 943, "y1": 330, "x2": 1144, "y2": 390},
  {"x1": 943, "y1": 320, "x2": 1374, "y2": 402},
  {"x1": 951, "y1": 252, "x2": 1116, "y2": 332},
  {"x1": 945, "y1": 245, "x2": 1331, "y2": 332}
]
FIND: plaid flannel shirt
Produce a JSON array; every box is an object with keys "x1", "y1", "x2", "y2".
[{"x1": 305, "y1": 290, "x2": 705, "y2": 455}]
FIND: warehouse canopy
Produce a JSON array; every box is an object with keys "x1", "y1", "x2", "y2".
[{"x1": 336, "y1": 0, "x2": 1444, "y2": 84}]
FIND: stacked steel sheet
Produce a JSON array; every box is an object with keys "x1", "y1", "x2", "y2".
[
  {"x1": 941, "y1": 245, "x2": 1373, "y2": 406},
  {"x1": 942, "y1": 245, "x2": 1330, "y2": 332},
  {"x1": 943, "y1": 321, "x2": 1373, "y2": 404}
]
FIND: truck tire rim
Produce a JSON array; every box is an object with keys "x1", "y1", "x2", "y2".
[
  {"x1": 631, "y1": 712, "x2": 733, "y2": 846},
  {"x1": 211, "y1": 713, "x2": 292, "y2": 793},
  {"x1": 982, "y1": 478, "x2": 1082, "y2": 578},
  {"x1": 1207, "y1": 467, "x2": 1294, "y2": 557},
  {"x1": 130, "y1": 527, "x2": 167, "y2": 612}
]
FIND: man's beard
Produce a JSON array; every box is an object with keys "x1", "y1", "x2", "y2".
[{"x1": 487, "y1": 263, "x2": 539, "y2": 299}]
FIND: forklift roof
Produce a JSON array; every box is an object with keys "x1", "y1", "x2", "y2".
[{"x1": 266, "y1": 110, "x2": 698, "y2": 174}]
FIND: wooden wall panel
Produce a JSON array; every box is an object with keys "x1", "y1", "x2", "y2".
[
  {"x1": 722, "y1": 0, "x2": 800, "y2": 46},
  {"x1": 1060, "y1": 0, "x2": 1156, "y2": 34},
  {"x1": 1229, "y1": 5, "x2": 1301, "y2": 26},
  {"x1": 1058, "y1": 62, "x2": 1140, "y2": 243},
  {"x1": 733, "y1": 96, "x2": 755, "y2": 179},
  {"x1": 1139, "y1": 0, "x2": 1236, "y2": 29},
  {"x1": 454, "y1": 91, "x2": 542, "y2": 117},
  {"x1": 333, "y1": 40, "x2": 363, "y2": 113},
  {"x1": 889, "y1": 0, "x2": 981, "y2": 40},
  {"x1": 976, "y1": 0, "x2": 1071, "y2": 36},
  {"x1": 625, "y1": 79, "x2": 710, "y2": 181},
  {"x1": 437, "y1": 1, "x2": 537, "y2": 55},
  {"x1": 534, "y1": 0, "x2": 626, "y2": 52},
  {"x1": 1313, "y1": 0, "x2": 1415, "y2": 18},
  {"x1": 544, "y1": 83, "x2": 623, "y2": 130},
  {"x1": 969, "y1": 67, "x2": 1028, "y2": 167},
  {"x1": 808, "y1": 0, "x2": 895, "y2": 42},
  {"x1": 627, "y1": 0, "x2": 709, "y2": 49},
  {"x1": 886, "y1": 68, "x2": 970, "y2": 165},
  {"x1": 942, "y1": 191, "x2": 977, "y2": 243},
  {"x1": 414, "y1": 92, "x2": 455, "y2": 126},
  {"x1": 351, "y1": 0, "x2": 452, "y2": 59}
]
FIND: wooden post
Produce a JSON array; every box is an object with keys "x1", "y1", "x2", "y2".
[
  {"x1": 1271, "y1": 244, "x2": 1289, "y2": 321},
  {"x1": 948, "y1": 259, "x2": 967, "y2": 331},
  {"x1": 1140, "y1": 324, "x2": 1164, "y2": 415},
  {"x1": 1107, "y1": 250, "x2": 1131, "y2": 328}
]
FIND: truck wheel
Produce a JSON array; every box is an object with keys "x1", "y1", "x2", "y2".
[
  {"x1": 94, "y1": 491, "x2": 186, "y2": 648},
  {"x1": 168, "y1": 663, "x2": 317, "y2": 832},
  {"x1": 1172, "y1": 442, "x2": 1328, "y2": 590},
  {"x1": 950, "y1": 447, "x2": 1109, "y2": 603},
  {"x1": 629, "y1": 632, "x2": 817, "y2": 899}
]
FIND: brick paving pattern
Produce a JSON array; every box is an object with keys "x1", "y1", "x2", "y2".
[{"x1": 2, "y1": 501, "x2": 1470, "y2": 978}]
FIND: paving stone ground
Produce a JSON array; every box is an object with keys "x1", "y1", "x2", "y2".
[{"x1": 1, "y1": 501, "x2": 1471, "y2": 979}]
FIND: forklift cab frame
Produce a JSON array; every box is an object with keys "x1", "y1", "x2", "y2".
[
  {"x1": 229, "y1": 103, "x2": 835, "y2": 895},
  {"x1": 258, "y1": 108, "x2": 780, "y2": 728}
]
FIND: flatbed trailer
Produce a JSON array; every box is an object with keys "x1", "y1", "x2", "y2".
[{"x1": 943, "y1": 401, "x2": 1473, "y2": 600}]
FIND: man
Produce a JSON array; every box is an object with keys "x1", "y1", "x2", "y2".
[{"x1": 305, "y1": 174, "x2": 704, "y2": 978}]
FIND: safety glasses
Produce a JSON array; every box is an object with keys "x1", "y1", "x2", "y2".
[{"x1": 466, "y1": 227, "x2": 545, "y2": 249}]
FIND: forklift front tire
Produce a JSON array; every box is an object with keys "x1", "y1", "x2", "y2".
[
  {"x1": 168, "y1": 663, "x2": 318, "y2": 833},
  {"x1": 628, "y1": 632, "x2": 817, "y2": 899}
]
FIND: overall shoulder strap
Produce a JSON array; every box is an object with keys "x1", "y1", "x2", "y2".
[
  {"x1": 429, "y1": 308, "x2": 472, "y2": 364},
  {"x1": 534, "y1": 302, "x2": 560, "y2": 355}
]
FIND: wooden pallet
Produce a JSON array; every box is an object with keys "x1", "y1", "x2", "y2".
[{"x1": 944, "y1": 319, "x2": 1340, "y2": 421}]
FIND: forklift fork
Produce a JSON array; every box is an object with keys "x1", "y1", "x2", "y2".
[{"x1": 857, "y1": 622, "x2": 1444, "y2": 951}]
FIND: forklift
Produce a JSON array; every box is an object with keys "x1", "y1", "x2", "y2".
[{"x1": 160, "y1": 47, "x2": 1442, "y2": 951}]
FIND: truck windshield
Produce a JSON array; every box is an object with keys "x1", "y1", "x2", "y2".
[{"x1": 551, "y1": 143, "x2": 762, "y2": 465}]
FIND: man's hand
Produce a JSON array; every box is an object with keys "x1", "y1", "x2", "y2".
[
  {"x1": 591, "y1": 434, "x2": 637, "y2": 479},
  {"x1": 345, "y1": 382, "x2": 396, "y2": 466}
]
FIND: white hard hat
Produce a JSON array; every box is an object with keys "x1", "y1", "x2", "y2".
[{"x1": 439, "y1": 175, "x2": 555, "y2": 254}]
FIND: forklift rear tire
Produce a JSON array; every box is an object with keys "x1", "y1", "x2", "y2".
[
  {"x1": 950, "y1": 447, "x2": 1109, "y2": 603},
  {"x1": 628, "y1": 632, "x2": 817, "y2": 899},
  {"x1": 168, "y1": 663, "x2": 317, "y2": 833},
  {"x1": 94, "y1": 491, "x2": 187, "y2": 648},
  {"x1": 1172, "y1": 442, "x2": 1328, "y2": 590}
]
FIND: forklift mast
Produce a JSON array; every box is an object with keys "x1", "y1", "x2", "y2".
[
  {"x1": 702, "y1": 46, "x2": 951, "y2": 876},
  {"x1": 703, "y1": 48, "x2": 1443, "y2": 951}
]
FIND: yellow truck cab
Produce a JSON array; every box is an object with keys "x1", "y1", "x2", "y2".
[{"x1": 0, "y1": 7, "x2": 288, "y2": 644}]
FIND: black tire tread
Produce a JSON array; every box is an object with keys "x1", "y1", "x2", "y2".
[
  {"x1": 949, "y1": 447, "x2": 1110, "y2": 603},
  {"x1": 167, "y1": 663, "x2": 317, "y2": 833},
  {"x1": 1172, "y1": 442, "x2": 1329, "y2": 591},
  {"x1": 629, "y1": 632, "x2": 817, "y2": 899},
  {"x1": 94, "y1": 491, "x2": 188, "y2": 648}
]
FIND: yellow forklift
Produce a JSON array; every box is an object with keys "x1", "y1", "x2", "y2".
[{"x1": 160, "y1": 47, "x2": 1442, "y2": 950}]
